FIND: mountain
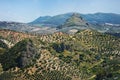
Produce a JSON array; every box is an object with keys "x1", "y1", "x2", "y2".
[
  {"x1": 57, "y1": 13, "x2": 92, "y2": 34},
  {"x1": 58, "y1": 13, "x2": 89, "y2": 28},
  {"x1": 81, "y1": 13, "x2": 120, "y2": 24},
  {"x1": 0, "y1": 29, "x2": 120, "y2": 80},
  {"x1": 30, "y1": 12, "x2": 120, "y2": 26},
  {"x1": 30, "y1": 13, "x2": 73, "y2": 27}
]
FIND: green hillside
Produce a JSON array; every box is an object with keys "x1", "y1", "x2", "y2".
[{"x1": 0, "y1": 29, "x2": 119, "y2": 80}]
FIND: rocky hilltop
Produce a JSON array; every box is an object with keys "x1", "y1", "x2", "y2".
[
  {"x1": 58, "y1": 13, "x2": 89, "y2": 28},
  {"x1": 58, "y1": 13, "x2": 93, "y2": 34}
]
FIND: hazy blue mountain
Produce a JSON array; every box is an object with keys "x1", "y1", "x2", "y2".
[
  {"x1": 30, "y1": 12, "x2": 120, "y2": 26},
  {"x1": 81, "y1": 13, "x2": 120, "y2": 24},
  {"x1": 30, "y1": 13, "x2": 73, "y2": 26}
]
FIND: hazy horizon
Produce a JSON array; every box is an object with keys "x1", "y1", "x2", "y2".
[{"x1": 0, "y1": 0, "x2": 120, "y2": 23}]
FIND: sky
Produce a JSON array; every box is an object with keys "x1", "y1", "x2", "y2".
[{"x1": 0, "y1": 0, "x2": 120, "y2": 23}]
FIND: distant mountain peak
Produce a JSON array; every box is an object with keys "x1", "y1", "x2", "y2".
[
  {"x1": 69, "y1": 13, "x2": 86, "y2": 23},
  {"x1": 71, "y1": 13, "x2": 81, "y2": 17},
  {"x1": 58, "y1": 13, "x2": 89, "y2": 29}
]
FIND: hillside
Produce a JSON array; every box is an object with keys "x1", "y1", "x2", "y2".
[
  {"x1": 0, "y1": 29, "x2": 120, "y2": 80},
  {"x1": 0, "y1": 29, "x2": 38, "y2": 42},
  {"x1": 0, "y1": 39, "x2": 38, "y2": 71}
]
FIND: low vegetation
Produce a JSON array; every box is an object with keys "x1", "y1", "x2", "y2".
[{"x1": 0, "y1": 29, "x2": 120, "y2": 80}]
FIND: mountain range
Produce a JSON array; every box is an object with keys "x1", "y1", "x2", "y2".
[
  {"x1": 30, "y1": 12, "x2": 120, "y2": 26},
  {"x1": 0, "y1": 12, "x2": 120, "y2": 35}
]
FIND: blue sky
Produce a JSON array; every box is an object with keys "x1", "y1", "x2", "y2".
[{"x1": 0, "y1": 0, "x2": 119, "y2": 22}]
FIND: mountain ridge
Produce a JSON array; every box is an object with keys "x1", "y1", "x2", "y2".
[{"x1": 30, "y1": 12, "x2": 120, "y2": 26}]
